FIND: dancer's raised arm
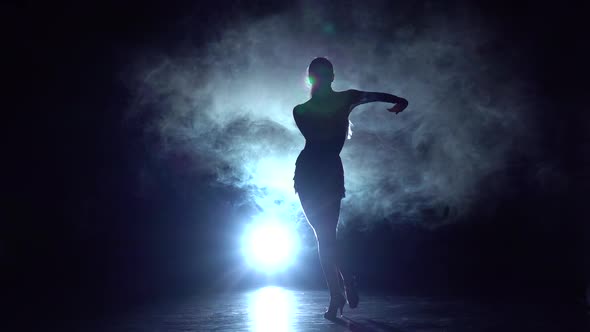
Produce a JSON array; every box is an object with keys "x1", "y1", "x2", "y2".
[{"x1": 347, "y1": 89, "x2": 409, "y2": 114}]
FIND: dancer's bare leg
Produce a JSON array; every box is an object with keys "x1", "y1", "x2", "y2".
[{"x1": 300, "y1": 196, "x2": 344, "y2": 297}]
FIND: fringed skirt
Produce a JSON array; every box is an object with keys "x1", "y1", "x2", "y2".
[{"x1": 293, "y1": 150, "x2": 345, "y2": 201}]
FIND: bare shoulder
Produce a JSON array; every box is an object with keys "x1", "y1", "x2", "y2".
[
  {"x1": 293, "y1": 104, "x2": 304, "y2": 122},
  {"x1": 293, "y1": 102, "x2": 310, "y2": 115},
  {"x1": 293, "y1": 104, "x2": 303, "y2": 114}
]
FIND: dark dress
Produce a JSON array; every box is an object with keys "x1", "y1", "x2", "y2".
[{"x1": 293, "y1": 90, "x2": 358, "y2": 201}]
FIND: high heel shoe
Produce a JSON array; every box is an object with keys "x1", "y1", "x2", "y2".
[
  {"x1": 323, "y1": 292, "x2": 346, "y2": 320},
  {"x1": 345, "y1": 275, "x2": 359, "y2": 309}
]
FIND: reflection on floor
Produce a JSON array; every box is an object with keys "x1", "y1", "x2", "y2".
[{"x1": 69, "y1": 286, "x2": 588, "y2": 331}]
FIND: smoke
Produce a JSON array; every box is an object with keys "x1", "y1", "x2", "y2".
[{"x1": 126, "y1": 1, "x2": 536, "y2": 229}]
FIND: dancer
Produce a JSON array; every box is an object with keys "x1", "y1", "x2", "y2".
[{"x1": 293, "y1": 57, "x2": 408, "y2": 319}]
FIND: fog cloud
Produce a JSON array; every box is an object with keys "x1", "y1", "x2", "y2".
[{"x1": 127, "y1": 1, "x2": 536, "y2": 229}]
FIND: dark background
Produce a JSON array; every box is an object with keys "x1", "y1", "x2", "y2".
[{"x1": 6, "y1": 0, "x2": 589, "y2": 324}]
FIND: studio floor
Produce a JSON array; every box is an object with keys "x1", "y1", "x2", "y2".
[{"x1": 49, "y1": 286, "x2": 590, "y2": 331}]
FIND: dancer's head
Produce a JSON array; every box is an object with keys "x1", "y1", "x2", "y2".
[{"x1": 308, "y1": 57, "x2": 334, "y2": 92}]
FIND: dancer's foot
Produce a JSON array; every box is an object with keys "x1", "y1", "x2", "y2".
[
  {"x1": 345, "y1": 275, "x2": 359, "y2": 309},
  {"x1": 323, "y1": 292, "x2": 346, "y2": 320}
]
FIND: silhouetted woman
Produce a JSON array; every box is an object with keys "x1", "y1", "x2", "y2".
[{"x1": 293, "y1": 57, "x2": 408, "y2": 319}]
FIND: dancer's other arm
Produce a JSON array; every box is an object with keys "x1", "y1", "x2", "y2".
[{"x1": 347, "y1": 89, "x2": 408, "y2": 114}]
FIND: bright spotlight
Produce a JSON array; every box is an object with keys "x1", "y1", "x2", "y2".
[{"x1": 242, "y1": 219, "x2": 300, "y2": 273}]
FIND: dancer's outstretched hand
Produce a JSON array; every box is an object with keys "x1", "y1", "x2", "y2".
[{"x1": 387, "y1": 98, "x2": 408, "y2": 114}]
